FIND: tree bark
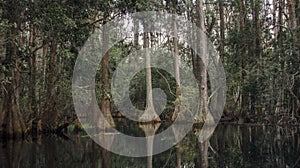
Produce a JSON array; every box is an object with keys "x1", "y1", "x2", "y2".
[
  {"x1": 0, "y1": 0, "x2": 26, "y2": 138},
  {"x1": 219, "y1": 0, "x2": 225, "y2": 60},
  {"x1": 254, "y1": 0, "x2": 262, "y2": 114},
  {"x1": 238, "y1": 0, "x2": 248, "y2": 118},
  {"x1": 195, "y1": 0, "x2": 208, "y2": 123},
  {"x1": 42, "y1": 41, "x2": 58, "y2": 132},
  {"x1": 297, "y1": 0, "x2": 300, "y2": 25},
  {"x1": 133, "y1": 13, "x2": 140, "y2": 71},
  {"x1": 139, "y1": 23, "x2": 161, "y2": 122},
  {"x1": 275, "y1": 0, "x2": 285, "y2": 114},
  {"x1": 29, "y1": 24, "x2": 41, "y2": 135},
  {"x1": 100, "y1": 15, "x2": 115, "y2": 127},
  {"x1": 171, "y1": 1, "x2": 181, "y2": 121},
  {"x1": 288, "y1": 0, "x2": 297, "y2": 30}
]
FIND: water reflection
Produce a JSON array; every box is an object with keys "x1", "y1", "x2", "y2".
[
  {"x1": 0, "y1": 125, "x2": 299, "y2": 167},
  {"x1": 194, "y1": 128, "x2": 209, "y2": 168},
  {"x1": 139, "y1": 123, "x2": 161, "y2": 168}
]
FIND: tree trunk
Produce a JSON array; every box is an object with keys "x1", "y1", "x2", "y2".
[
  {"x1": 254, "y1": 0, "x2": 262, "y2": 115},
  {"x1": 238, "y1": 0, "x2": 248, "y2": 118},
  {"x1": 42, "y1": 41, "x2": 58, "y2": 132},
  {"x1": 0, "y1": 0, "x2": 26, "y2": 138},
  {"x1": 133, "y1": 14, "x2": 140, "y2": 71},
  {"x1": 171, "y1": 1, "x2": 181, "y2": 121},
  {"x1": 195, "y1": 0, "x2": 208, "y2": 123},
  {"x1": 139, "y1": 24, "x2": 161, "y2": 122},
  {"x1": 287, "y1": 0, "x2": 299, "y2": 117},
  {"x1": 29, "y1": 24, "x2": 40, "y2": 135},
  {"x1": 275, "y1": 0, "x2": 285, "y2": 114},
  {"x1": 100, "y1": 15, "x2": 115, "y2": 127},
  {"x1": 219, "y1": 0, "x2": 225, "y2": 60},
  {"x1": 297, "y1": 0, "x2": 300, "y2": 25},
  {"x1": 29, "y1": 24, "x2": 37, "y2": 116},
  {"x1": 288, "y1": 0, "x2": 297, "y2": 30}
]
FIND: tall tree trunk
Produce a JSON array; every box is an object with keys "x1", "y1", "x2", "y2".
[
  {"x1": 133, "y1": 13, "x2": 140, "y2": 71},
  {"x1": 0, "y1": 0, "x2": 25, "y2": 138},
  {"x1": 297, "y1": 0, "x2": 300, "y2": 25},
  {"x1": 100, "y1": 15, "x2": 115, "y2": 127},
  {"x1": 30, "y1": 32, "x2": 41, "y2": 134},
  {"x1": 195, "y1": 0, "x2": 208, "y2": 123},
  {"x1": 0, "y1": 7, "x2": 5, "y2": 129},
  {"x1": 139, "y1": 24, "x2": 161, "y2": 122},
  {"x1": 219, "y1": 0, "x2": 225, "y2": 60},
  {"x1": 254, "y1": 0, "x2": 262, "y2": 115},
  {"x1": 29, "y1": 24, "x2": 37, "y2": 116},
  {"x1": 288, "y1": 0, "x2": 297, "y2": 30},
  {"x1": 287, "y1": 0, "x2": 299, "y2": 117},
  {"x1": 42, "y1": 41, "x2": 58, "y2": 132},
  {"x1": 40, "y1": 44, "x2": 48, "y2": 114},
  {"x1": 171, "y1": 1, "x2": 181, "y2": 121},
  {"x1": 238, "y1": 0, "x2": 248, "y2": 118},
  {"x1": 275, "y1": 0, "x2": 285, "y2": 114}
]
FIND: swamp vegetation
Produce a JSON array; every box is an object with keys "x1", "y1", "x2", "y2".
[{"x1": 0, "y1": 0, "x2": 299, "y2": 167}]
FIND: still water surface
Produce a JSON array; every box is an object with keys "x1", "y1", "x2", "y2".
[{"x1": 0, "y1": 124, "x2": 299, "y2": 167}]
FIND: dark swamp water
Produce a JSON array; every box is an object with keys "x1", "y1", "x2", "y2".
[{"x1": 0, "y1": 123, "x2": 299, "y2": 168}]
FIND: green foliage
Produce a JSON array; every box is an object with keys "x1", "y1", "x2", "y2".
[{"x1": 0, "y1": 0, "x2": 299, "y2": 132}]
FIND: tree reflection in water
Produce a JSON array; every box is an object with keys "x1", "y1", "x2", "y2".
[
  {"x1": 0, "y1": 124, "x2": 299, "y2": 167},
  {"x1": 139, "y1": 123, "x2": 161, "y2": 168}
]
